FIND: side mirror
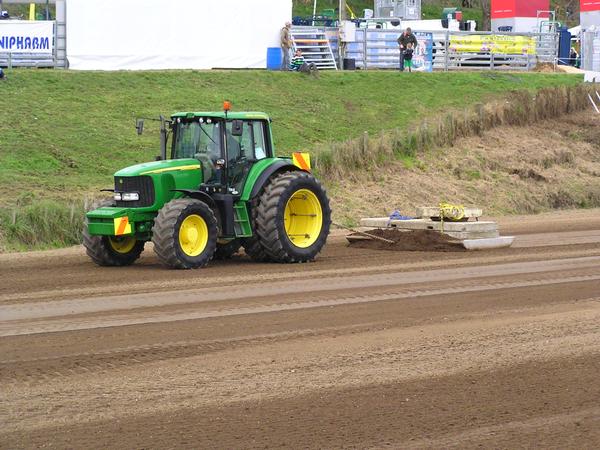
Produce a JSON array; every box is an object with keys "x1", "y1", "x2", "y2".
[
  {"x1": 231, "y1": 119, "x2": 243, "y2": 136},
  {"x1": 135, "y1": 118, "x2": 144, "y2": 135}
]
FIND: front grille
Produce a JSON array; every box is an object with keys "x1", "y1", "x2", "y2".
[{"x1": 114, "y1": 175, "x2": 155, "y2": 208}]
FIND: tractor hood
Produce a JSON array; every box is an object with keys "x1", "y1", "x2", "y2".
[{"x1": 114, "y1": 158, "x2": 200, "y2": 178}]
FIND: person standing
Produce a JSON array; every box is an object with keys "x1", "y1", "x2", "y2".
[
  {"x1": 397, "y1": 27, "x2": 417, "y2": 72},
  {"x1": 569, "y1": 47, "x2": 579, "y2": 67},
  {"x1": 280, "y1": 22, "x2": 293, "y2": 71},
  {"x1": 403, "y1": 43, "x2": 414, "y2": 72}
]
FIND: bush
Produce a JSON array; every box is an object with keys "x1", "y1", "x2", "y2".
[{"x1": 0, "y1": 200, "x2": 86, "y2": 252}]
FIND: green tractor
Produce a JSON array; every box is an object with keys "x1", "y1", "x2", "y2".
[{"x1": 83, "y1": 103, "x2": 331, "y2": 269}]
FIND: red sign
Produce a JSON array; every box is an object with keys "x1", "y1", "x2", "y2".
[
  {"x1": 492, "y1": 0, "x2": 515, "y2": 19},
  {"x1": 492, "y1": 0, "x2": 550, "y2": 18},
  {"x1": 581, "y1": 0, "x2": 600, "y2": 12},
  {"x1": 516, "y1": 0, "x2": 549, "y2": 17}
]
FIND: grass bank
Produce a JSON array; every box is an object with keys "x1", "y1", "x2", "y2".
[
  {"x1": 312, "y1": 84, "x2": 594, "y2": 177},
  {"x1": 0, "y1": 69, "x2": 586, "y2": 251},
  {"x1": 0, "y1": 70, "x2": 582, "y2": 203}
]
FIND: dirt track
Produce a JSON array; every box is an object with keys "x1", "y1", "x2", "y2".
[{"x1": 1, "y1": 209, "x2": 600, "y2": 449}]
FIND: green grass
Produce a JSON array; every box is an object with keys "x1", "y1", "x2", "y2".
[
  {"x1": 0, "y1": 200, "x2": 85, "y2": 251},
  {"x1": 0, "y1": 69, "x2": 582, "y2": 206}
]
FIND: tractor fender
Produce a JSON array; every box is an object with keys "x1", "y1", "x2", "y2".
[
  {"x1": 170, "y1": 189, "x2": 216, "y2": 209},
  {"x1": 249, "y1": 161, "x2": 301, "y2": 199}
]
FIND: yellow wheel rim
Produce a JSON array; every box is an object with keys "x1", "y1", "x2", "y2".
[
  {"x1": 284, "y1": 189, "x2": 323, "y2": 248},
  {"x1": 178, "y1": 214, "x2": 208, "y2": 257},
  {"x1": 108, "y1": 235, "x2": 137, "y2": 254}
]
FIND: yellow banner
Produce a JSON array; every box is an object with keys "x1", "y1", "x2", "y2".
[{"x1": 449, "y1": 35, "x2": 537, "y2": 55}]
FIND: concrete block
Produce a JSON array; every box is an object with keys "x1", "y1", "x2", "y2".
[
  {"x1": 415, "y1": 206, "x2": 483, "y2": 220},
  {"x1": 463, "y1": 236, "x2": 515, "y2": 250},
  {"x1": 445, "y1": 231, "x2": 500, "y2": 240}
]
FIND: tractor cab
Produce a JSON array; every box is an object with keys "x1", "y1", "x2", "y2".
[{"x1": 170, "y1": 107, "x2": 273, "y2": 196}]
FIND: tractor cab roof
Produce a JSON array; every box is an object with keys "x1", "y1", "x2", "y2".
[{"x1": 171, "y1": 111, "x2": 271, "y2": 121}]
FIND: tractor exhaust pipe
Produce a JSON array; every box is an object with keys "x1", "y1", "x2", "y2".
[{"x1": 159, "y1": 115, "x2": 167, "y2": 161}]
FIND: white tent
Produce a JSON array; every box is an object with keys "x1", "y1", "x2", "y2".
[
  {"x1": 568, "y1": 25, "x2": 581, "y2": 37},
  {"x1": 66, "y1": 0, "x2": 292, "y2": 70}
]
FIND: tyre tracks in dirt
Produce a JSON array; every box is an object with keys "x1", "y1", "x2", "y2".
[{"x1": 1, "y1": 210, "x2": 600, "y2": 448}]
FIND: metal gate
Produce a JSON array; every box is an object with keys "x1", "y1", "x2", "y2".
[{"x1": 345, "y1": 29, "x2": 559, "y2": 71}]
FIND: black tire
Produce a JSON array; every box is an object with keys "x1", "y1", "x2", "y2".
[
  {"x1": 82, "y1": 200, "x2": 145, "y2": 267},
  {"x1": 255, "y1": 171, "x2": 331, "y2": 263},
  {"x1": 241, "y1": 198, "x2": 272, "y2": 262},
  {"x1": 152, "y1": 199, "x2": 218, "y2": 269},
  {"x1": 214, "y1": 239, "x2": 241, "y2": 260}
]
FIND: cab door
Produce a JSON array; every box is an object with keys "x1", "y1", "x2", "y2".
[{"x1": 225, "y1": 120, "x2": 269, "y2": 194}]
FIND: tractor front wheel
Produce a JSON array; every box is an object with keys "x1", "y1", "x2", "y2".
[
  {"x1": 255, "y1": 171, "x2": 331, "y2": 263},
  {"x1": 152, "y1": 199, "x2": 218, "y2": 269},
  {"x1": 83, "y1": 200, "x2": 145, "y2": 266}
]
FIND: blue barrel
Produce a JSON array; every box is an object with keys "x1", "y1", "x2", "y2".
[
  {"x1": 557, "y1": 27, "x2": 572, "y2": 66},
  {"x1": 266, "y1": 47, "x2": 282, "y2": 70}
]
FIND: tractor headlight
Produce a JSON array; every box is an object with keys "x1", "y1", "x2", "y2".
[
  {"x1": 121, "y1": 192, "x2": 140, "y2": 201},
  {"x1": 114, "y1": 192, "x2": 122, "y2": 201}
]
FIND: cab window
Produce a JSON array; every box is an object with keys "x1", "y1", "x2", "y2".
[
  {"x1": 225, "y1": 120, "x2": 268, "y2": 163},
  {"x1": 253, "y1": 121, "x2": 267, "y2": 159}
]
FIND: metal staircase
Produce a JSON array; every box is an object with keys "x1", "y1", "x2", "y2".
[{"x1": 290, "y1": 27, "x2": 338, "y2": 70}]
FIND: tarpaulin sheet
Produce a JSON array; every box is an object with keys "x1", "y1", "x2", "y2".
[
  {"x1": 0, "y1": 21, "x2": 53, "y2": 54},
  {"x1": 66, "y1": 0, "x2": 291, "y2": 70}
]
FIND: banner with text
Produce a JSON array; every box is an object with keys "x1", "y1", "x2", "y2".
[
  {"x1": 491, "y1": 0, "x2": 515, "y2": 19},
  {"x1": 0, "y1": 21, "x2": 54, "y2": 54},
  {"x1": 450, "y1": 34, "x2": 536, "y2": 55},
  {"x1": 413, "y1": 32, "x2": 433, "y2": 72}
]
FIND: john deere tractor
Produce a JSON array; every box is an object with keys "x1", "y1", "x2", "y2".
[{"x1": 83, "y1": 104, "x2": 331, "y2": 269}]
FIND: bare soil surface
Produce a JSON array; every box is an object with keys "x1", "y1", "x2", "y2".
[
  {"x1": 348, "y1": 229, "x2": 466, "y2": 252},
  {"x1": 1, "y1": 209, "x2": 600, "y2": 449}
]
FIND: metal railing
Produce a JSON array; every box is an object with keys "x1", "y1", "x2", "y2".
[{"x1": 345, "y1": 29, "x2": 559, "y2": 71}]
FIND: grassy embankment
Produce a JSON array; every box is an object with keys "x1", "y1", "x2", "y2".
[{"x1": 0, "y1": 70, "x2": 584, "y2": 251}]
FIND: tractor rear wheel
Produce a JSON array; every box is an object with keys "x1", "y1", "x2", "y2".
[
  {"x1": 255, "y1": 171, "x2": 331, "y2": 262},
  {"x1": 152, "y1": 199, "x2": 218, "y2": 269},
  {"x1": 241, "y1": 198, "x2": 272, "y2": 262},
  {"x1": 83, "y1": 200, "x2": 145, "y2": 266}
]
